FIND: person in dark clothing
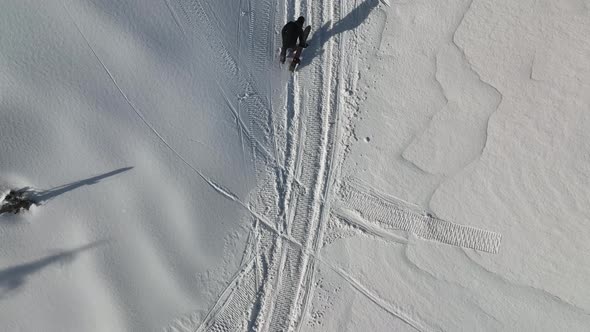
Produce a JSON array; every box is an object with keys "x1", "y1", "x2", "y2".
[{"x1": 280, "y1": 16, "x2": 308, "y2": 63}]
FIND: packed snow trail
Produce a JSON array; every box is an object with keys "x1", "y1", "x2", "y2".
[
  {"x1": 161, "y1": 0, "x2": 345, "y2": 330},
  {"x1": 166, "y1": 1, "x2": 501, "y2": 331}
]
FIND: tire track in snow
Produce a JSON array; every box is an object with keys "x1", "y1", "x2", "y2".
[
  {"x1": 62, "y1": 1, "x2": 246, "y2": 206},
  {"x1": 167, "y1": 0, "x2": 420, "y2": 330},
  {"x1": 174, "y1": 0, "x2": 280, "y2": 169},
  {"x1": 262, "y1": 0, "x2": 307, "y2": 328},
  {"x1": 294, "y1": 0, "x2": 350, "y2": 324},
  {"x1": 338, "y1": 178, "x2": 502, "y2": 253},
  {"x1": 211, "y1": 3, "x2": 298, "y2": 327},
  {"x1": 235, "y1": 2, "x2": 301, "y2": 328},
  {"x1": 294, "y1": 0, "x2": 344, "y2": 327},
  {"x1": 247, "y1": 0, "x2": 274, "y2": 92},
  {"x1": 69, "y1": 0, "x2": 436, "y2": 330},
  {"x1": 164, "y1": 0, "x2": 188, "y2": 39},
  {"x1": 328, "y1": 211, "x2": 409, "y2": 245},
  {"x1": 198, "y1": 0, "x2": 328, "y2": 330},
  {"x1": 265, "y1": 0, "x2": 345, "y2": 329},
  {"x1": 193, "y1": 256, "x2": 257, "y2": 332},
  {"x1": 66, "y1": 0, "x2": 288, "y2": 253},
  {"x1": 167, "y1": 0, "x2": 275, "y2": 170},
  {"x1": 236, "y1": 0, "x2": 248, "y2": 168},
  {"x1": 326, "y1": 258, "x2": 431, "y2": 332},
  {"x1": 159, "y1": 1, "x2": 291, "y2": 330}
]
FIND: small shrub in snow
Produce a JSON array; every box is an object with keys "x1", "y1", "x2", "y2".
[{"x1": 0, "y1": 189, "x2": 35, "y2": 215}]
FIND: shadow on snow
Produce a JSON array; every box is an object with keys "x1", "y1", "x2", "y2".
[
  {"x1": 0, "y1": 240, "x2": 108, "y2": 298},
  {"x1": 0, "y1": 167, "x2": 133, "y2": 217},
  {"x1": 28, "y1": 167, "x2": 134, "y2": 204},
  {"x1": 298, "y1": 0, "x2": 380, "y2": 70}
]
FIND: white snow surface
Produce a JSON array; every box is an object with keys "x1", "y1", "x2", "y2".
[{"x1": 1, "y1": 0, "x2": 589, "y2": 331}]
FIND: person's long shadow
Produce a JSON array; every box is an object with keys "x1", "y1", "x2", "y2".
[
  {"x1": 0, "y1": 240, "x2": 108, "y2": 298},
  {"x1": 299, "y1": 0, "x2": 380, "y2": 70}
]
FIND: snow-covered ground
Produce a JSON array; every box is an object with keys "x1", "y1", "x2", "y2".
[{"x1": 1, "y1": 0, "x2": 589, "y2": 331}]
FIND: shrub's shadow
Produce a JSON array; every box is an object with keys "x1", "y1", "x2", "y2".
[
  {"x1": 0, "y1": 240, "x2": 108, "y2": 298},
  {"x1": 1, "y1": 167, "x2": 133, "y2": 216}
]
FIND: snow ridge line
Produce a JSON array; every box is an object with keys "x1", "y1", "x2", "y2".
[{"x1": 339, "y1": 179, "x2": 502, "y2": 253}]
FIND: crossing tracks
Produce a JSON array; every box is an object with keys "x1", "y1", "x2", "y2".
[{"x1": 165, "y1": 0, "x2": 501, "y2": 331}]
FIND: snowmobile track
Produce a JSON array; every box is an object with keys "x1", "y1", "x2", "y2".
[
  {"x1": 169, "y1": 0, "x2": 348, "y2": 330},
  {"x1": 338, "y1": 178, "x2": 502, "y2": 253},
  {"x1": 174, "y1": 0, "x2": 281, "y2": 171},
  {"x1": 264, "y1": 0, "x2": 344, "y2": 330}
]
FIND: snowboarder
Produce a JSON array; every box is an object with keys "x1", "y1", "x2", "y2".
[{"x1": 280, "y1": 16, "x2": 309, "y2": 64}]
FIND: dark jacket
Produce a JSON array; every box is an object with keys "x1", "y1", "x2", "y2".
[{"x1": 281, "y1": 21, "x2": 304, "y2": 48}]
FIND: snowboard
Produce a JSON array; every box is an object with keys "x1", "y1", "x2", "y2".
[{"x1": 288, "y1": 25, "x2": 311, "y2": 72}]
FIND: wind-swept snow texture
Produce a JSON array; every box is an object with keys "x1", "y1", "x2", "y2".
[
  {"x1": 324, "y1": 0, "x2": 590, "y2": 331},
  {"x1": 1, "y1": 0, "x2": 589, "y2": 331}
]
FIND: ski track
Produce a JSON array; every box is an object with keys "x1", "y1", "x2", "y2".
[
  {"x1": 54, "y1": 1, "x2": 506, "y2": 331},
  {"x1": 329, "y1": 211, "x2": 409, "y2": 246},
  {"x1": 265, "y1": 0, "x2": 343, "y2": 329},
  {"x1": 171, "y1": 0, "x2": 345, "y2": 329},
  {"x1": 62, "y1": 1, "x2": 250, "y2": 208},
  {"x1": 169, "y1": 0, "x2": 500, "y2": 330},
  {"x1": 165, "y1": 0, "x2": 189, "y2": 39},
  {"x1": 174, "y1": 0, "x2": 281, "y2": 171}
]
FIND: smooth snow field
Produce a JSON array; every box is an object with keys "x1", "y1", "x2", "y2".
[{"x1": 1, "y1": 0, "x2": 589, "y2": 331}]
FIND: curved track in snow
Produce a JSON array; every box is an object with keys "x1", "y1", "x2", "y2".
[
  {"x1": 165, "y1": 1, "x2": 501, "y2": 331},
  {"x1": 164, "y1": 0, "x2": 345, "y2": 330}
]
